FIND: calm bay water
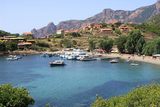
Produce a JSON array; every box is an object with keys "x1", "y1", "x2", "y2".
[{"x1": 0, "y1": 55, "x2": 160, "y2": 107}]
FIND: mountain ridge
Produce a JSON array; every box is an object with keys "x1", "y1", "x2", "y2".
[{"x1": 31, "y1": 1, "x2": 160, "y2": 38}]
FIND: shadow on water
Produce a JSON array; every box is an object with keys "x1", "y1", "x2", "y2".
[{"x1": 35, "y1": 79, "x2": 160, "y2": 107}]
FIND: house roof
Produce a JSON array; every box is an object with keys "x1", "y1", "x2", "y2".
[
  {"x1": 101, "y1": 28, "x2": 112, "y2": 31},
  {"x1": 23, "y1": 32, "x2": 32, "y2": 35},
  {"x1": 18, "y1": 42, "x2": 32, "y2": 46}
]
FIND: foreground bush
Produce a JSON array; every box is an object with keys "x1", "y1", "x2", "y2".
[
  {"x1": 0, "y1": 84, "x2": 34, "y2": 107},
  {"x1": 92, "y1": 84, "x2": 160, "y2": 107}
]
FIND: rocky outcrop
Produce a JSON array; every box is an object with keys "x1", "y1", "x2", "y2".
[
  {"x1": 31, "y1": 22, "x2": 56, "y2": 38},
  {"x1": 57, "y1": 20, "x2": 83, "y2": 30}
]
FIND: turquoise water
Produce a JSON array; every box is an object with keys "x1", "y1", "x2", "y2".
[{"x1": 0, "y1": 55, "x2": 160, "y2": 107}]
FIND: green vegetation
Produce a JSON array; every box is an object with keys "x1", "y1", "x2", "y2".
[
  {"x1": 92, "y1": 84, "x2": 160, "y2": 107},
  {"x1": 0, "y1": 40, "x2": 18, "y2": 52},
  {"x1": 98, "y1": 38, "x2": 113, "y2": 52},
  {"x1": 0, "y1": 84, "x2": 34, "y2": 107},
  {"x1": 116, "y1": 30, "x2": 145, "y2": 55},
  {"x1": 66, "y1": 32, "x2": 81, "y2": 37},
  {"x1": 0, "y1": 30, "x2": 10, "y2": 37},
  {"x1": 60, "y1": 38, "x2": 72, "y2": 48},
  {"x1": 115, "y1": 35, "x2": 127, "y2": 53},
  {"x1": 0, "y1": 40, "x2": 6, "y2": 51},
  {"x1": 125, "y1": 30, "x2": 145, "y2": 54},
  {"x1": 134, "y1": 14, "x2": 160, "y2": 36},
  {"x1": 143, "y1": 38, "x2": 160, "y2": 55},
  {"x1": 36, "y1": 40, "x2": 51, "y2": 48},
  {"x1": 145, "y1": 14, "x2": 160, "y2": 36},
  {"x1": 88, "y1": 39, "x2": 96, "y2": 51},
  {"x1": 52, "y1": 34, "x2": 64, "y2": 38},
  {"x1": 5, "y1": 42, "x2": 18, "y2": 51}
]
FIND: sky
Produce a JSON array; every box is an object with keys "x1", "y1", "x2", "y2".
[{"x1": 0, "y1": 0, "x2": 157, "y2": 34}]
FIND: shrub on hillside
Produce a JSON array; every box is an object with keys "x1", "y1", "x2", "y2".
[
  {"x1": 36, "y1": 41, "x2": 50, "y2": 48},
  {"x1": 92, "y1": 84, "x2": 160, "y2": 107}
]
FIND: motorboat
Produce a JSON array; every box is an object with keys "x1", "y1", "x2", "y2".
[
  {"x1": 67, "y1": 54, "x2": 77, "y2": 60},
  {"x1": 6, "y1": 55, "x2": 20, "y2": 61},
  {"x1": 109, "y1": 59, "x2": 119, "y2": 63},
  {"x1": 130, "y1": 63, "x2": 139, "y2": 66},
  {"x1": 79, "y1": 55, "x2": 96, "y2": 61},
  {"x1": 49, "y1": 60, "x2": 65, "y2": 67}
]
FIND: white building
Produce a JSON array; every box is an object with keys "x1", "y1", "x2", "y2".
[{"x1": 56, "y1": 29, "x2": 64, "y2": 35}]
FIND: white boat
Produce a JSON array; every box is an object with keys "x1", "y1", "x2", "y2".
[
  {"x1": 109, "y1": 59, "x2": 119, "y2": 63},
  {"x1": 130, "y1": 63, "x2": 139, "y2": 66},
  {"x1": 72, "y1": 49, "x2": 86, "y2": 56},
  {"x1": 76, "y1": 55, "x2": 88, "y2": 60},
  {"x1": 79, "y1": 55, "x2": 96, "y2": 61},
  {"x1": 67, "y1": 54, "x2": 76, "y2": 60},
  {"x1": 49, "y1": 60, "x2": 65, "y2": 67},
  {"x1": 6, "y1": 55, "x2": 19, "y2": 61}
]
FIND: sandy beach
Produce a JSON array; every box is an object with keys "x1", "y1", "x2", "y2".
[{"x1": 103, "y1": 53, "x2": 160, "y2": 65}]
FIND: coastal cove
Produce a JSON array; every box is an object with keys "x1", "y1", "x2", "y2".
[{"x1": 0, "y1": 55, "x2": 160, "y2": 107}]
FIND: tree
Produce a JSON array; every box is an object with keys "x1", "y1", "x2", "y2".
[
  {"x1": 5, "y1": 42, "x2": 18, "y2": 51},
  {"x1": 0, "y1": 84, "x2": 34, "y2": 107},
  {"x1": 98, "y1": 38, "x2": 113, "y2": 53},
  {"x1": 92, "y1": 84, "x2": 160, "y2": 107},
  {"x1": 154, "y1": 38, "x2": 160, "y2": 54},
  {"x1": 0, "y1": 30, "x2": 10, "y2": 37},
  {"x1": 136, "y1": 36, "x2": 146, "y2": 55},
  {"x1": 36, "y1": 41, "x2": 50, "y2": 48},
  {"x1": 142, "y1": 41, "x2": 155, "y2": 56},
  {"x1": 88, "y1": 39, "x2": 96, "y2": 51},
  {"x1": 70, "y1": 32, "x2": 81, "y2": 37},
  {"x1": 125, "y1": 30, "x2": 145, "y2": 54},
  {"x1": 0, "y1": 40, "x2": 6, "y2": 51},
  {"x1": 143, "y1": 38, "x2": 160, "y2": 56},
  {"x1": 114, "y1": 29, "x2": 122, "y2": 35},
  {"x1": 115, "y1": 35, "x2": 127, "y2": 53}
]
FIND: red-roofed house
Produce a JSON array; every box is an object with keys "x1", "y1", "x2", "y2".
[
  {"x1": 100, "y1": 28, "x2": 113, "y2": 34},
  {"x1": 18, "y1": 42, "x2": 32, "y2": 49}
]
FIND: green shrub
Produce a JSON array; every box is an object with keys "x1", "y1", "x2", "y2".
[
  {"x1": 36, "y1": 41, "x2": 50, "y2": 48},
  {"x1": 92, "y1": 84, "x2": 160, "y2": 107},
  {"x1": 0, "y1": 84, "x2": 34, "y2": 107},
  {"x1": 30, "y1": 45, "x2": 46, "y2": 51},
  {"x1": 98, "y1": 37, "x2": 113, "y2": 52},
  {"x1": 5, "y1": 41, "x2": 18, "y2": 51},
  {"x1": 60, "y1": 38, "x2": 72, "y2": 48},
  {"x1": 115, "y1": 35, "x2": 127, "y2": 53}
]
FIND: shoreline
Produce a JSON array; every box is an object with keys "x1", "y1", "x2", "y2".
[
  {"x1": 103, "y1": 53, "x2": 160, "y2": 65},
  {"x1": 0, "y1": 50, "x2": 42, "y2": 56},
  {"x1": 1, "y1": 50, "x2": 160, "y2": 65}
]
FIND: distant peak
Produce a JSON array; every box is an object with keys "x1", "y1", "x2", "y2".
[
  {"x1": 156, "y1": 0, "x2": 160, "y2": 3},
  {"x1": 48, "y1": 22, "x2": 55, "y2": 26}
]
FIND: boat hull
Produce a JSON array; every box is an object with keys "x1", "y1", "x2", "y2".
[{"x1": 50, "y1": 64, "x2": 65, "y2": 67}]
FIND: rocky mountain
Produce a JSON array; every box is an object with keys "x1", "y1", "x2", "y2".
[
  {"x1": 31, "y1": 0, "x2": 160, "y2": 38},
  {"x1": 57, "y1": 20, "x2": 83, "y2": 30},
  {"x1": 31, "y1": 22, "x2": 56, "y2": 38},
  {"x1": 57, "y1": 0, "x2": 160, "y2": 29}
]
